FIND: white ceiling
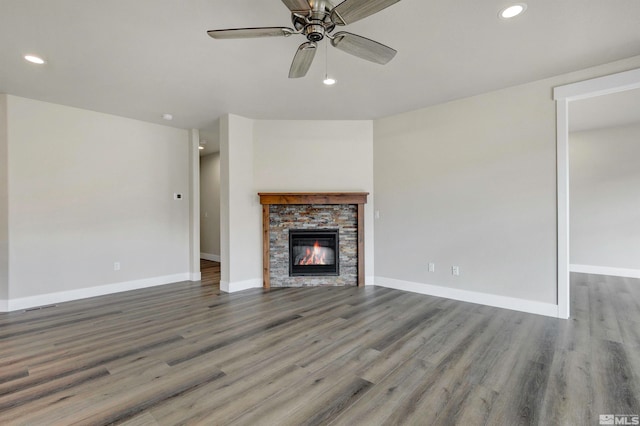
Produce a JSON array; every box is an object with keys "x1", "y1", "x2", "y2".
[{"x1": 2, "y1": 0, "x2": 640, "y2": 150}]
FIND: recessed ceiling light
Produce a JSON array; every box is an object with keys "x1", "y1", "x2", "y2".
[
  {"x1": 162, "y1": 113, "x2": 173, "y2": 121},
  {"x1": 323, "y1": 77, "x2": 336, "y2": 86},
  {"x1": 24, "y1": 55, "x2": 46, "y2": 65},
  {"x1": 198, "y1": 146, "x2": 205, "y2": 150},
  {"x1": 499, "y1": 3, "x2": 527, "y2": 19}
]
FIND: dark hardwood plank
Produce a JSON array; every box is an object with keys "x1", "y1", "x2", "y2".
[
  {"x1": 0, "y1": 273, "x2": 638, "y2": 424},
  {"x1": 200, "y1": 258, "x2": 220, "y2": 288},
  {"x1": 539, "y1": 349, "x2": 594, "y2": 426}
]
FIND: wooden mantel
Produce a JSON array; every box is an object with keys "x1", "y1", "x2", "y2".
[
  {"x1": 259, "y1": 192, "x2": 369, "y2": 288},
  {"x1": 259, "y1": 192, "x2": 368, "y2": 206}
]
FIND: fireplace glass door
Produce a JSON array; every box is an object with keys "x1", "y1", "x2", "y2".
[{"x1": 289, "y1": 229, "x2": 339, "y2": 276}]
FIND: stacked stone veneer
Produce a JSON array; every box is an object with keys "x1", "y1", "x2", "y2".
[{"x1": 269, "y1": 204, "x2": 358, "y2": 287}]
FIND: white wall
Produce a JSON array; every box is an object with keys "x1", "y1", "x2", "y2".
[
  {"x1": 0, "y1": 95, "x2": 8, "y2": 304},
  {"x1": 188, "y1": 129, "x2": 201, "y2": 281},
  {"x1": 374, "y1": 82, "x2": 557, "y2": 306},
  {"x1": 200, "y1": 152, "x2": 221, "y2": 260},
  {"x1": 253, "y1": 119, "x2": 375, "y2": 283},
  {"x1": 570, "y1": 123, "x2": 640, "y2": 274},
  {"x1": 5, "y1": 96, "x2": 191, "y2": 306},
  {"x1": 373, "y1": 56, "x2": 640, "y2": 317},
  {"x1": 220, "y1": 116, "x2": 375, "y2": 292},
  {"x1": 220, "y1": 114, "x2": 262, "y2": 292}
]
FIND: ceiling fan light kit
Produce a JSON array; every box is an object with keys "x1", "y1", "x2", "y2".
[
  {"x1": 323, "y1": 77, "x2": 336, "y2": 86},
  {"x1": 207, "y1": 0, "x2": 401, "y2": 79}
]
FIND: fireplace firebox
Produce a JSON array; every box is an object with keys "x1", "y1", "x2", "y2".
[{"x1": 289, "y1": 229, "x2": 339, "y2": 277}]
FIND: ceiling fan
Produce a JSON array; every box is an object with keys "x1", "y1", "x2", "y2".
[{"x1": 207, "y1": 0, "x2": 402, "y2": 78}]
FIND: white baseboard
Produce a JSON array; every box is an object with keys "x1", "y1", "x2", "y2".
[
  {"x1": 365, "y1": 275, "x2": 375, "y2": 286},
  {"x1": 570, "y1": 264, "x2": 640, "y2": 279},
  {"x1": 1, "y1": 273, "x2": 191, "y2": 312},
  {"x1": 375, "y1": 276, "x2": 560, "y2": 318},
  {"x1": 200, "y1": 252, "x2": 221, "y2": 262},
  {"x1": 220, "y1": 278, "x2": 262, "y2": 293},
  {"x1": 190, "y1": 272, "x2": 202, "y2": 281}
]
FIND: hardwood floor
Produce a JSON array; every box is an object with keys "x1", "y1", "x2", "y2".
[
  {"x1": 0, "y1": 273, "x2": 639, "y2": 425},
  {"x1": 200, "y1": 259, "x2": 221, "y2": 288}
]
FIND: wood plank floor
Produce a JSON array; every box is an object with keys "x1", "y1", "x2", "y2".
[
  {"x1": 0, "y1": 273, "x2": 639, "y2": 425},
  {"x1": 200, "y1": 259, "x2": 220, "y2": 289}
]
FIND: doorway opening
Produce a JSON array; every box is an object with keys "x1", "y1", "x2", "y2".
[{"x1": 554, "y1": 67, "x2": 640, "y2": 319}]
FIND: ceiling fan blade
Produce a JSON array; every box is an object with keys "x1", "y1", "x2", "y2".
[
  {"x1": 331, "y1": 32, "x2": 396, "y2": 64},
  {"x1": 207, "y1": 27, "x2": 294, "y2": 39},
  {"x1": 331, "y1": 0, "x2": 401, "y2": 25},
  {"x1": 289, "y1": 42, "x2": 317, "y2": 78},
  {"x1": 281, "y1": 0, "x2": 311, "y2": 13}
]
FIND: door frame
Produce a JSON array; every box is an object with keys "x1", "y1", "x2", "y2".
[{"x1": 553, "y1": 67, "x2": 640, "y2": 319}]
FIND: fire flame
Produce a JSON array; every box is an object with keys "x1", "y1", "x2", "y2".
[{"x1": 297, "y1": 241, "x2": 327, "y2": 265}]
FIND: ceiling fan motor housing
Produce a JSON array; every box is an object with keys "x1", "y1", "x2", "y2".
[{"x1": 305, "y1": 23, "x2": 325, "y2": 42}]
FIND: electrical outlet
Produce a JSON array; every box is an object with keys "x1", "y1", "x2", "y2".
[
  {"x1": 114, "y1": 262, "x2": 121, "y2": 271},
  {"x1": 428, "y1": 263, "x2": 435, "y2": 272},
  {"x1": 375, "y1": 210, "x2": 380, "y2": 219},
  {"x1": 452, "y1": 265, "x2": 460, "y2": 276}
]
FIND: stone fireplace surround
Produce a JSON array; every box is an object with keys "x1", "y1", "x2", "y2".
[{"x1": 258, "y1": 192, "x2": 368, "y2": 288}]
